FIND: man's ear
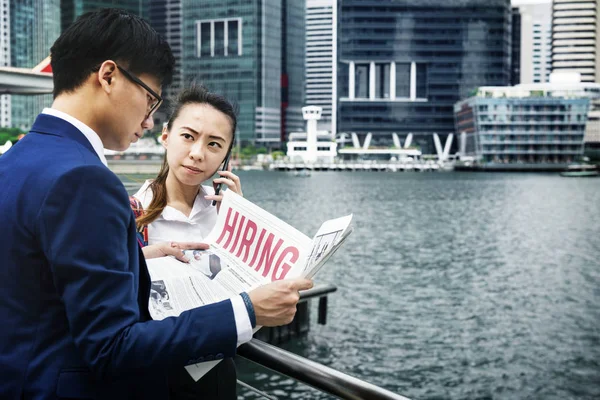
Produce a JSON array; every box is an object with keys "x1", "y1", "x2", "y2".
[
  {"x1": 160, "y1": 125, "x2": 169, "y2": 148},
  {"x1": 97, "y1": 60, "x2": 118, "y2": 93}
]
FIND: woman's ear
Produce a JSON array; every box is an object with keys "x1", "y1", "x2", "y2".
[{"x1": 160, "y1": 126, "x2": 169, "y2": 149}]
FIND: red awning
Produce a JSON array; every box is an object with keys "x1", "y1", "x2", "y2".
[{"x1": 32, "y1": 56, "x2": 52, "y2": 74}]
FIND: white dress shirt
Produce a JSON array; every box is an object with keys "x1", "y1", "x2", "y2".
[
  {"x1": 42, "y1": 108, "x2": 108, "y2": 166},
  {"x1": 133, "y1": 180, "x2": 253, "y2": 346}
]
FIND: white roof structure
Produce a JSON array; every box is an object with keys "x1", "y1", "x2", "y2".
[
  {"x1": 471, "y1": 72, "x2": 600, "y2": 100},
  {"x1": 0, "y1": 66, "x2": 53, "y2": 95}
]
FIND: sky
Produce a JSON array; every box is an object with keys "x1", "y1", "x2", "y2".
[{"x1": 511, "y1": 0, "x2": 551, "y2": 5}]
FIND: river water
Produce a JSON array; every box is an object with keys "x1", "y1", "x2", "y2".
[{"x1": 121, "y1": 171, "x2": 600, "y2": 400}]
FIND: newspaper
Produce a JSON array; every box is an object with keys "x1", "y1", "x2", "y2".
[{"x1": 145, "y1": 190, "x2": 352, "y2": 381}]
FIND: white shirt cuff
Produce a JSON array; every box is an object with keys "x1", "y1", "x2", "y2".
[{"x1": 231, "y1": 295, "x2": 253, "y2": 346}]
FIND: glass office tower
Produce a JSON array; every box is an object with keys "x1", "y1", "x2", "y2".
[
  {"x1": 10, "y1": 0, "x2": 60, "y2": 130},
  {"x1": 511, "y1": 7, "x2": 521, "y2": 85},
  {"x1": 61, "y1": 0, "x2": 147, "y2": 31},
  {"x1": 181, "y1": 0, "x2": 305, "y2": 147},
  {"x1": 147, "y1": 0, "x2": 182, "y2": 129},
  {"x1": 283, "y1": 0, "x2": 306, "y2": 136},
  {"x1": 338, "y1": 0, "x2": 512, "y2": 154}
]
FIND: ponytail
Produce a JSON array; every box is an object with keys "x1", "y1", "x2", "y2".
[{"x1": 136, "y1": 157, "x2": 169, "y2": 227}]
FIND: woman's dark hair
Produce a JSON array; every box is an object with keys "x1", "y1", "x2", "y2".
[
  {"x1": 136, "y1": 83, "x2": 238, "y2": 228},
  {"x1": 50, "y1": 8, "x2": 174, "y2": 97}
]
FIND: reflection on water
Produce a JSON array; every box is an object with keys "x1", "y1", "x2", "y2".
[{"x1": 121, "y1": 171, "x2": 600, "y2": 400}]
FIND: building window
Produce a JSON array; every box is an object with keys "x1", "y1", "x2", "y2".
[
  {"x1": 395, "y1": 63, "x2": 411, "y2": 98},
  {"x1": 227, "y1": 20, "x2": 239, "y2": 55},
  {"x1": 196, "y1": 18, "x2": 242, "y2": 58},
  {"x1": 355, "y1": 64, "x2": 370, "y2": 99},
  {"x1": 346, "y1": 61, "x2": 426, "y2": 101},
  {"x1": 375, "y1": 63, "x2": 390, "y2": 99},
  {"x1": 198, "y1": 22, "x2": 211, "y2": 57},
  {"x1": 214, "y1": 21, "x2": 225, "y2": 57},
  {"x1": 416, "y1": 64, "x2": 427, "y2": 99}
]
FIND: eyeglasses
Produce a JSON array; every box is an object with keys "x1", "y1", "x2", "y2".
[{"x1": 116, "y1": 64, "x2": 163, "y2": 118}]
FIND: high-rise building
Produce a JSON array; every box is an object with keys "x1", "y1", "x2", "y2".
[
  {"x1": 61, "y1": 0, "x2": 147, "y2": 32},
  {"x1": 0, "y1": 0, "x2": 8, "y2": 69},
  {"x1": 0, "y1": 0, "x2": 10, "y2": 127},
  {"x1": 532, "y1": 17, "x2": 553, "y2": 83},
  {"x1": 283, "y1": 0, "x2": 306, "y2": 137},
  {"x1": 181, "y1": 0, "x2": 305, "y2": 147},
  {"x1": 10, "y1": 0, "x2": 60, "y2": 130},
  {"x1": 515, "y1": 2, "x2": 552, "y2": 84},
  {"x1": 147, "y1": 0, "x2": 182, "y2": 129},
  {"x1": 552, "y1": 0, "x2": 600, "y2": 152},
  {"x1": 149, "y1": 0, "x2": 181, "y2": 93},
  {"x1": 551, "y1": 0, "x2": 600, "y2": 83},
  {"x1": 305, "y1": 0, "x2": 337, "y2": 135},
  {"x1": 337, "y1": 0, "x2": 512, "y2": 154}
]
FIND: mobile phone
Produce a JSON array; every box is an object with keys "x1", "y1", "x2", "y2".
[{"x1": 212, "y1": 151, "x2": 231, "y2": 206}]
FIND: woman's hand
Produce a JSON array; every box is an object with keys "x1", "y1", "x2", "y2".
[
  {"x1": 142, "y1": 241, "x2": 210, "y2": 263},
  {"x1": 205, "y1": 165, "x2": 243, "y2": 213}
]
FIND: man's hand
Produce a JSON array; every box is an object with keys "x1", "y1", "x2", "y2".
[
  {"x1": 248, "y1": 278, "x2": 314, "y2": 327},
  {"x1": 142, "y1": 242, "x2": 210, "y2": 263}
]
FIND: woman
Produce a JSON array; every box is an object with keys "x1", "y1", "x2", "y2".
[{"x1": 131, "y1": 84, "x2": 242, "y2": 399}]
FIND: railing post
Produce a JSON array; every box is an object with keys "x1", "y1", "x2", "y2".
[{"x1": 318, "y1": 296, "x2": 328, "y2": 325}]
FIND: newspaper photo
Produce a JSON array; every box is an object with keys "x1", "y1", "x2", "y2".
[{"x1": 145, "y1": 190, "x2": 352, "y2": 380}]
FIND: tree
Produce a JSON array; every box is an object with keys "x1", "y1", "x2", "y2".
[
  {"x1": 0, "y1": 128, "x2": 26, "y2": 145},
  {"x1": 271, "y1": 150, "x2": 285, "y2": 160},
  {"x1": 238, "y1": 144, "x2": 268, "y2": 160}
]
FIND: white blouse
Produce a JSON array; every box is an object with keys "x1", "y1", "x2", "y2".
[
  {"x1": 133, "y1": 180, "x2": 252, "y2": 346},
  {"x1": 134, "y1": 180, "x2": 217, "y2": 245}
]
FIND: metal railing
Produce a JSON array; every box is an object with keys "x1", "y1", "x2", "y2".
[{"x1": 238, "y1": 339, "x2": 410, "y2": 400}]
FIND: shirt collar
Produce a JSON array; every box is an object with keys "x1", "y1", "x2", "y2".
[
  {"x1": 135, "y1": 180, "x2": 154, "y2": 210},
  {"x1": 133, "y1": 180, "x2": 215, "y2": 223},
  {"x1": 41, "y1": 108, "x2": 108, "y2": 167}
]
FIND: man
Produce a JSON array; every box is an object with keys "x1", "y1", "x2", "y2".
[{"x1": 0, "y1": 9, "x2": 312, "y2": 399}]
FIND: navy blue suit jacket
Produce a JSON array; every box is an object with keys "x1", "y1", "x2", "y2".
[{"x1": 0, "y1": 114, "x2": 237, "y2": 399}]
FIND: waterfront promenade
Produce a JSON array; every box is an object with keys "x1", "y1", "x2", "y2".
[
  {"x1": 108, "y1": 158, "x2": 452, "y2": 174},
  {"x1": 269, "y1": 160, "x2": 449, "y2": 172}
]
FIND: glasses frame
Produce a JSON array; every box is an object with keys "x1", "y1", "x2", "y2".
[{"x1": 116, "y1": 64, "x2": 163, "y2": 117}]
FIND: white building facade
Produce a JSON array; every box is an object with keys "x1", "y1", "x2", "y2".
[
  {"x1": 305, "y1": 0, "x2": 337, "y2": 136},
  {"x1": 0, "y1": 0, "x2": 10, "y2": 128},
  {"x1": 517, "y1": 2, "x2": 553, "y2": 84},
  {"x1": 551, "y1": 0, "x2": 600, "y2": 83}
]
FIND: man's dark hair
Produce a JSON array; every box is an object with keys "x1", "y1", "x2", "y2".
[{"x1": 50, "y1": 8, "x2": 175, "y2": 97}]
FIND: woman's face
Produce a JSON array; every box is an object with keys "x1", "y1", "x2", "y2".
[{"x1": 162, "y1": 103, "x2": 233, "y2": 187}]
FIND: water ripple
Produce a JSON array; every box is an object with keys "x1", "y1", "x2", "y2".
[{"x1": 122, "y1": 171, "x2": 600, "y2": 399}]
